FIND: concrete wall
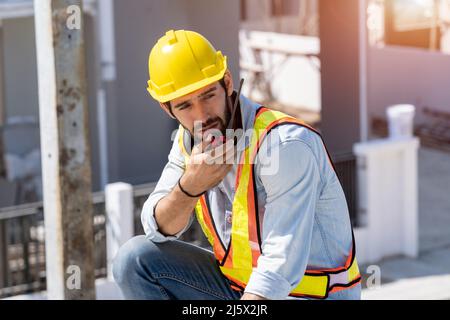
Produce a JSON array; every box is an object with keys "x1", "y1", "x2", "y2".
[
  {"x1": 110, "y1": 0, "x2": 240, "y2": 184},
  {"x1": 367, "y1": 45, "x2": 450, "y2": 129},
  {"x1": 0, "y1": 0, "x2": 240, "y2": 194},
  {"x1": 1, "y1": 15, "x2": 101, "y2": 191},
  {"x1": 243, "y1": 0, "x2": 272, "y2": 21},
  {"x1": 3, "y1": 17, "x2": 39, "y2": 120},
  {"x1": 241, "y1": 0, "x2": 318, "y2": 36}
]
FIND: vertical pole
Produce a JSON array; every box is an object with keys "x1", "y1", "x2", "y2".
[
  {"x1": 430, "y1": 0, "x2": 439, "y2": 51},
  {"x1": 0, "y1": 22, "x2": 7, "y2": 178},
  {"x1": 0, "y1": 219, "x2": 8, "y2": 292},
  {"x1": 34, "y1": 0, "x2": 96, "y2": 299},
  {"x1": 319, "y1": 0, "x2": 362, "y2": 155},
  {"x1": 0, "y1": 22, "x2": 8, "y2": 293},
  {"x1": 95, "y1": 0, "x2": 117, "y2": 189},
  {"x1": 359, "y1": 0, "x2": 368, "y2": 142}
]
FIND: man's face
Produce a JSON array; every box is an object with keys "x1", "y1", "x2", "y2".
[{"x1": 165, "y1": 80, "x2": 232, "y2": 142}]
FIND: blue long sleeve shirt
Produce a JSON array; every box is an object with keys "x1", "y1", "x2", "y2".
[{"x1": 141, "y1": 94, "x2": 357, "y2": 300}]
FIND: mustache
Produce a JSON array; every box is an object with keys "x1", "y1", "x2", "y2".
[{"x1": 194, "y1": 118, "x2": 223, "y2": 131}]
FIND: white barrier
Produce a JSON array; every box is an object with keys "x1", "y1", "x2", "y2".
[
  {"x1": 105, "y1": 182, "x2": 134, "y2": 282},
  {"x1": 353, "y1": 137, "x2": 420, "y2": 264}
]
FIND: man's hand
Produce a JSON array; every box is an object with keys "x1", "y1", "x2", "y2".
[
  {"x1": 241, "y1": 293, "x2": 268, "y2": 300},
  {"x1": 181, "y1": 135, "x2": 235, "y2": 195},
  {"x1": 154, "y1": 134, "x2": 234, "y2": 237}
]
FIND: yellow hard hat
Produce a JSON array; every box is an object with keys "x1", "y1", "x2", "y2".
[{"x1": 147, "y1": 30, "x2": 228, "y2": 103}]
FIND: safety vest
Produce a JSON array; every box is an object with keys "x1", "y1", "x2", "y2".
[{"x1": 178, "y1": 107, "x2": 361, "y2": 299}]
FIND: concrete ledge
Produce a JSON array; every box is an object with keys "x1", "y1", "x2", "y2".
[
  {"x1": 362, "y1": 274, "x2": 450, "y2": 300},
  {"x1": 2, "y1": 278, "x2": 123, "y2": 300}
]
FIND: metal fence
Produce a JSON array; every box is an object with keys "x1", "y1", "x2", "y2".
[
  {"x1": 0, "y1": 195, "x2": 105, "y2": 298},
  {"x1": 0, "y1": 204, "x2": 45, "y2": 297},
  {"x1": 333, "y1": 153, "x2": 358, "y2": 227},
  {"x1": 0, "y1": 184, "x2": 150, "y2": 299},
  {"x1": 0, "y1": 182, "x2": 210, "y2": 299}
]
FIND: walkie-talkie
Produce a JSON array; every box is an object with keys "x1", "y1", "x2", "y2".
[{"x1": 208, "y1": 78, "x2": 244, "y2": 150}]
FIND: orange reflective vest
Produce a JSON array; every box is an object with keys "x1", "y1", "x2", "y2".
[{"x1": 178, "y1": 107, "x2": 361, "y2": 299}]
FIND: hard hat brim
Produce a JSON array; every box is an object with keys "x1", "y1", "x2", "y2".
[{"x1": 147, "y1": 58, "x2": 227, "y2": 103}]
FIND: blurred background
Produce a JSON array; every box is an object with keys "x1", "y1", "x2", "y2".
[{"x1": 0, "y1": 0, "x2": 449, "y2": 299}]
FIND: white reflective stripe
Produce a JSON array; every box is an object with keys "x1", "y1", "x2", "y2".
[
  {"x1": 249, "y1": 241, "x2": 260, "y2": 251},
  {"x1": 329, "y1": 270, "x2": 349, "y2": 287}
]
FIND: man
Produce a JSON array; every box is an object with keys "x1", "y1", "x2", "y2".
[{"x1": 113, "y1": 29, "x2": 361, "y2": 300}]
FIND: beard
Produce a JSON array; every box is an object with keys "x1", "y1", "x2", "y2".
[{"x1": 191, "y1": 96, "x2": 232, "y2": 142}]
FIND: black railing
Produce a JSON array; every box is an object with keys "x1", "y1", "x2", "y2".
[
  {"x1": 0, "y1": 203, "x2": 45, "y2": 297},
  {"x1": 333, "y1": 153, "x2": 359, "y2": 227},
  {"x1": 0, "y1": 182, "x2": 211, "y2": 299},
  {"x1": 0, "y1": 192, "x2": 111, "y2": 298}
]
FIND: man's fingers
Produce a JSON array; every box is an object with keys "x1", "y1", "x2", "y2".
[
  {"x1": 224, "y1": 140, "x2": 237, "y2": 164},
  {"x1": 192, "y1": 134, "x2": 213, "y2": 155},
  {"x1": 208, "y1": 139, "x2": 235, "y2": 164}
]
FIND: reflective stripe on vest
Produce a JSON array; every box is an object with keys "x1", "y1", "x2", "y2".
[{"x1": 178, "y1": 107, "x2": 361, "y2": 299}]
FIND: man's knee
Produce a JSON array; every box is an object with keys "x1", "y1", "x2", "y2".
[{"x1": 112, "y1": 235, "x2": 157, "y2": 285}]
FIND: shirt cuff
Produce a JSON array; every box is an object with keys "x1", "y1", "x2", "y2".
[
  {"x1": 142, "y1": 195, "x2": 193, "y2": 243},
  {"x1": 244, "y1": 268, "x2": 292, "y2": 300}
]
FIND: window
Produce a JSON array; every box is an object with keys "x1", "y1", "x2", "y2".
[
  {"x1": 368, "y1": 0, "x2": 450, "y2": 52},
  {"x1": 384, "y1": 0, "x2": 445, "y2": 50}
]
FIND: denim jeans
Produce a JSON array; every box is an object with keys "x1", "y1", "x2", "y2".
[{"x1": 112, "y1": 235, "x2": 361, "y2": 300}]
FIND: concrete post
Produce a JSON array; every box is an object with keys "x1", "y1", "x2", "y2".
[
  {"x1": 0, "y1": 23, "x2": 6, "y2": 178},
  {"x1": 319, "y1": 0, "x2": 363, "y2": 155},
  {"x1": 105, "y1": 182, "x2": 134, "y2": 281},
  {"x1": 34, "y1": 0, "x2": 96, "y2": 299},
  {"x1": 354, "y1": 137, "x2": 420, "y2": 263}
]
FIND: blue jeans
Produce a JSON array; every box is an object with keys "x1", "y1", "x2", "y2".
[
  {"x1": 113, "y1": 235, "x2": 243, "y2": 300},
  {"x1": 112, "y1": 235, "x2": 361, "y2": 300}
]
